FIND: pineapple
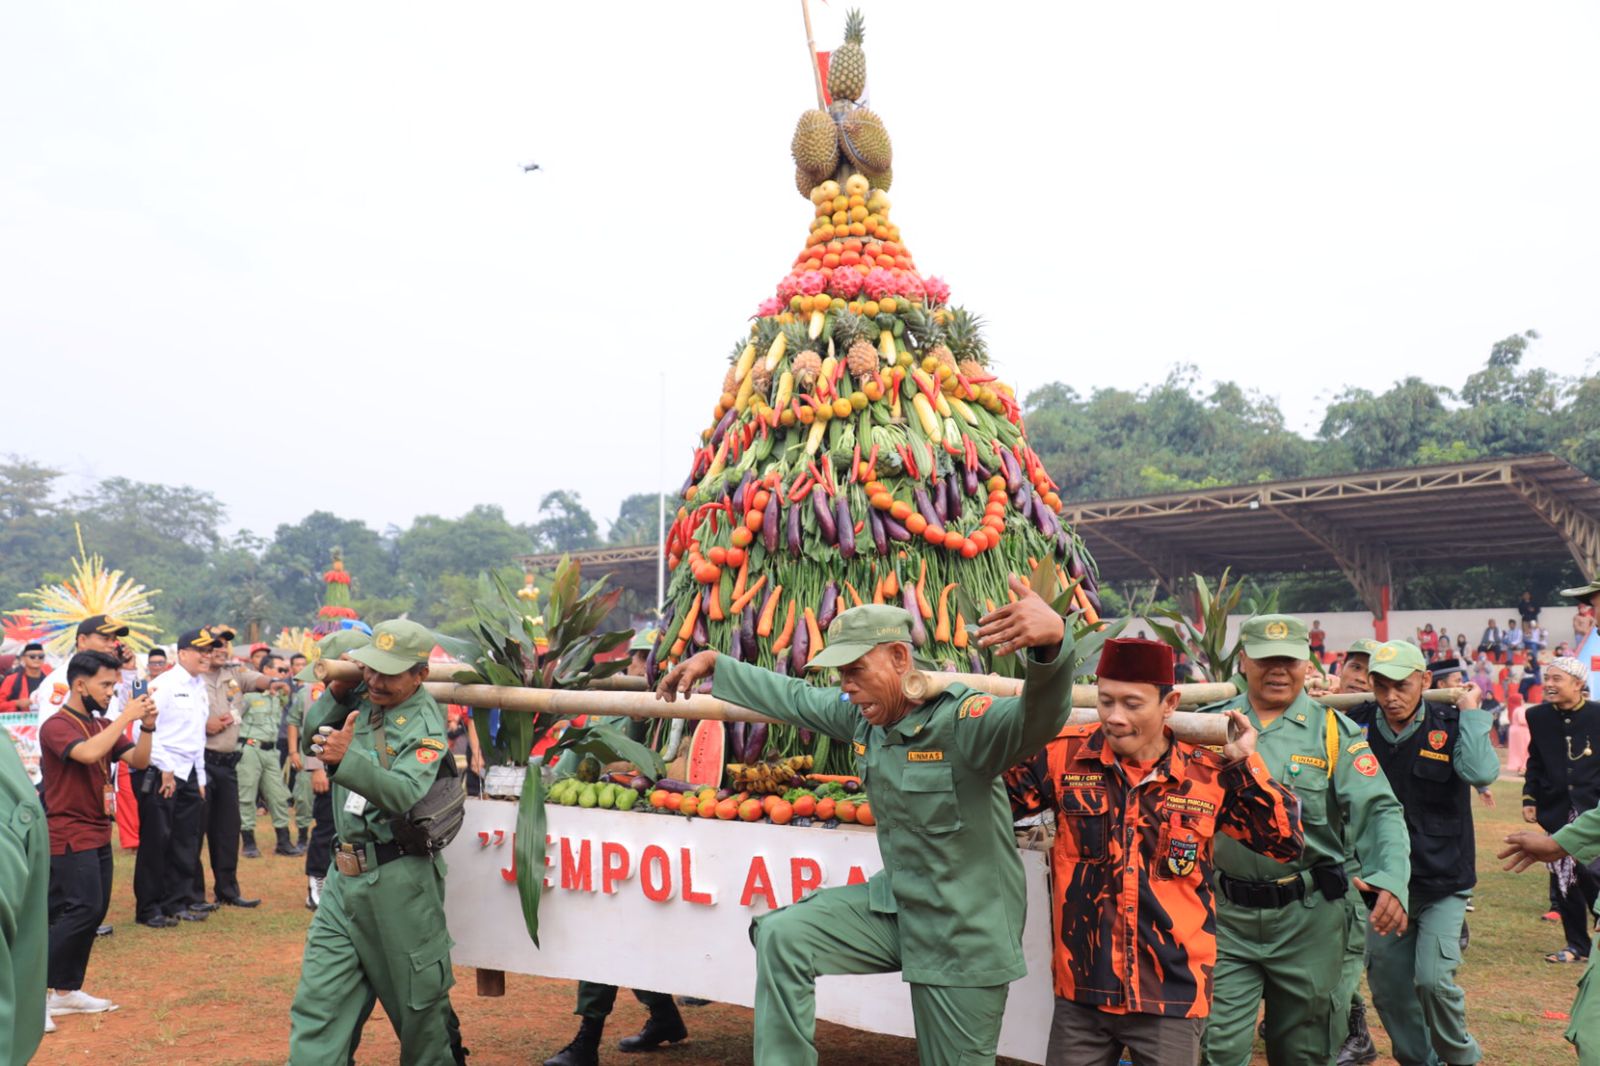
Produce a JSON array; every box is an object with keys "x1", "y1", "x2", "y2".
[
  {"x1": 944, "y1": 307, "x2": 989, "y2": 366},
  {"x1": 828, "y1": 9, "x2": 867, "y2": 102},
  {"x1": 928, "y1": 343, "x2": 957, "y2": 373},
  {"x1": 791, "y1": 336, "x2": 823, "y2": 390},
  {"x1": 722, "y1": 366, "x2": 738, "y2": 395},
  {"x1": 750, "y1": 361, "x2": 774, "y2": 399},
  {"x1": 846, "y1": 338, "x2": 878, "y2": 377}
]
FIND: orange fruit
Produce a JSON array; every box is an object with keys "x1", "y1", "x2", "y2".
[
  {"x1": 943, "y1": 530, "x2": 965, "y2": 550},
  {"x1": 769, "y1": 800, "x2": 794, "y2": 826},
  {"x1": 815, "y1": 798, "x2": 836, "y2": 821},
  {"x1": 792, "y1": 794, "x2": 816, "y2": 818},
  {"x1": 870, "y1": 492, "x2": 893, "y2": 510},
  {"x1": 890, "y1": 500, "x2": 913, "y2": 521},
  {"x1": 716, "y1": 799, "x2": 739, "y2": 820},
  {"x1": 879, "y1": 297, "x2": 897, "y2": 314},
  {"x1": 835, "y1": 800, "x2": 857, "y2": 823},
  {"x1": 856, "y1": 803, "x2": 875, "y2": 826},
  {"x1": 649, "y1": 790, "x2": 668, "y2": 809},
  {"x1": 730, "y1": 527, "x2": 753, "y2": 548},
  {"x1": 738, "y1": 799, "x2": 763, "y2": 822},
  {"x1": 861, "y1": 300, "x2": 880, "y2": 317},
  {"x1": 662, "y1": 792, "x2": 681, "y2": 811},
  {"x1": 762, "y1": 794, "x2": 780, "y2": 814},
  {"x1": 923, "y1": 525, "x2": 946, "y2": 545},
  {"x1": 905, "y1": 513, "x2": 927, "y2": 535}
]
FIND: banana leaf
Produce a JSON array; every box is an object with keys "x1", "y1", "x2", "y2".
[{"x1": 514, "y1": 761, "x2": 546, "y2": 946}]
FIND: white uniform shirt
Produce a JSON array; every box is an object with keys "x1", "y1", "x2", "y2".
[{"x1": 148, "y1": 661, "x2": 209, "y2": 787}]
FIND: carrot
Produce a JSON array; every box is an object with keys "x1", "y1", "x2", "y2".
[
  {"x1": 841, "y1": 580, "x2": 864, "y2": 608},
  {"x1": 805, "y1": 773, "x2": 861, "y2": 785},
  {"x1": 730, "y1": 574, "x2": 768, "y2": 615},
  {"x1": 915, "y1": 559, "x2": 933, "y2": 620},
  {"x1": 771, "y1": 600, "x2": 798, "y2": 654},
  {"x1": 803, "y1": 607, "x2": 824, "y2": 664},
  {"x1": 1073, "y1": 585, "x2": 1102, "y2": 627},
  {"x1": 677, "y1": 592, "x2": 702, "y2": 641},
  {"x1": 731, "y1": 558, "x2": 749, "y2": 605},
  {"x1": 756, "y1": 585, "x2": 784, "y2": 637},
  {"x1": 670, "y1": 637, "x2": 687, "y2": 657},
  {"x1": 953, "y1": 610, "x2": 969, "y2": 649},
  {"x1": 707, "y1": 579, "x2": 725, "y2": 622},
  {"x1": 985, "y1": 598, "x2": 997, "y2": 614},
  {"x1": 883, "y1": 569, "x2": 899, "y2": 598},
  {"x1": 872, "y1": 576, "x2": 886, "y2": 605},
  {"x1": 934, "y1": 582, "x2": 957, "y2": 643}
]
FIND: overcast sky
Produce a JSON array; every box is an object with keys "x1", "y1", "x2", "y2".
[{"x1": 4, "y1": 2, "x2": 1597, "y2": 542}]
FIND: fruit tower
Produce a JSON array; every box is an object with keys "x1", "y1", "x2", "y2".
[
  {"x1": 313, "y1": 551, "x2": 360, "y2": 635},
  {"x1": 650, "y1": 9, "x2": 1100, "y2": 774}
]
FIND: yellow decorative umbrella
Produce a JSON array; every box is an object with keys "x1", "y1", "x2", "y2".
[{"x1": 18, "y1": 526, "x2": 162, "y2": 656}]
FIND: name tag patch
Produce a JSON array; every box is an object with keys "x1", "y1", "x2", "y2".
[
  {"x1": 1291, "y1": 754, "x2": 1328, "y2": 770},
  {"x1": 1418, "y1": 749, "x2": 1451, "y2": 763},
  {"x1": 907, "y1": 750, "x2": 944, "y2": 762},
  {"x1": 1163, "y1": 795, "x2": 1217, "y2": 817},
  {"x1": 852, "y1": 741, "x2": 867, "y2": 756},
  {"x1": 1062, "y1": 773, "x2": 1103, "y2": 786}
]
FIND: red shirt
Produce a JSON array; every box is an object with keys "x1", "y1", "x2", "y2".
[{"x1": 39, "y1": 708, "x2": 133, "y2": 856}]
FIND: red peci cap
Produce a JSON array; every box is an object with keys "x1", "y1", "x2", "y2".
[{"x1": 1096, "y1": 638, "x2": 1175, "y2": 686}]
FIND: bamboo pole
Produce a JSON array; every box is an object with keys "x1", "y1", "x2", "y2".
[
  {"x1": 799, "y1": 0, "x2": 828, "y2": 110},
  {"x1": 320, "y1": 660, "x2": 651, "y2": 690}
]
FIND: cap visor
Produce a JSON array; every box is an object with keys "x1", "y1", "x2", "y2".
[
  {"x1": 1242, "y1": 640, "x2": 1310, "y2": 661},
  {"x1": 805, "y1": 642, "x2": 873, "y2": 670},
  {"x1": 1370, "y1": 662, "x2": 1423, "y2": 681},
  {"x1": 347, "y1": 645, "x2": 416, "y2": 675},
  {"x1": 1562, "y1": 584, "x2": 1600, "y2": 599},
  {"x1": 295, "y1": 664, "x2": 318, "y2": 683}
]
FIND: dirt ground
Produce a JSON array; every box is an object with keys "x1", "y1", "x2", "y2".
[{"x1": 34, "y1": 778, "x2": 1586, "y2": 1064}]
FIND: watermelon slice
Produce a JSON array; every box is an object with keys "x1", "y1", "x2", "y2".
[{"x1": 686, "y1": 718, "x2": 726, "y2": 788}]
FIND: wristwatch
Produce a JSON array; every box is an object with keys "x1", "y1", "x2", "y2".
[{"x1": 141, "y1": 725, "x2": 157, "y2": 733}]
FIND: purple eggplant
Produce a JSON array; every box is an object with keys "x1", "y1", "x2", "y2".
[
  {"x1": 678, "y1": 469, "x2": 699, "y2": 497},
  {"x1": 726, "y1": 722, "x2": 746, "y2": 766},
  {"x1": 933, "y1": 477, "x2": 948, "y2": 523},
  {"x1": 728, "y1": 616, "x2": 744, "y2": 661},
  {"x1": 1000, "y1": 447, "x2": 1024, "y2": 493},
  {"x1": 1084, "y1": 587, "x2": 1103, "y2": 615},
  {"x1": 710, "y1": 408, "x2": 737, "y2": 448},
  {"x1": 740, "y1": 606, "x2": 757, "y2": 662},
  {"x1": 764, "y1": 490, "x2": 781, "y2": 552},
  {"x1": 798, "y1": 728, "x2": 813, "y2": 746},
  {"x1": 968, "y1": 648, "x2": 983, "y2": 673},
  {"x1": 818, "y1": 582, "x2": 840, "y2": 629},
  {"x1": 1067, "y1": 551, "x2": 1086, "y2": 581},
  {"x1": 974, "y1": 459, "x2": 992, "y2": 481},
  {"x1": 912, "y1": 485, "x2": 941, "y2": 528},
  {"x1": 963, "y1": 460, "x2": 980, "y2": 498},
  {"x1": 775, "y1": 656, "x2": 790, "y2": 677},
  {"x1": 788, "y1": 500, "x2": 804, "y2": 557},
  {"x1": 901, "y1": 583, "x2": 928, "y2": 645},
  {"x1": 836, "y1": 496, "x2": 856, "y2": 559},
  {"x1": 843, "y1": 779, "x2": 861, "y2": 795},
  {"x1": 947, "y1": 470, "x2": 963, "y2": 513},
  {"x1": 882, "y1": 512, "x2": 912, "y2": 542},
  {"x1": 812, "y1": 485, "x2": 838, "y2": 545},
  {"x1": 654, "y1": 778, "x2": 697, "y2": 793},
  {"x1": 744, "y1": 722, "x2": 768, "y2": 763},
  {"x1": 644, "y1": 639, "x2": 661, "y2": 688},
  {"x1": 693, "y1": 590, "x2": 710, "y2": 646},
  {"x1": 869, "y1": 507, "x2": 889, "y2": 556},
  {"x1": 731, "y1": 470, "x2": 754, "y2": 513},
  {"x1": 791, "y1": 615, "x2": 809, "y2": 674}
]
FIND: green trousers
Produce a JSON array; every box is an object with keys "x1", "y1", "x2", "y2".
[
  {"x1": 575, "y1": 980, "x2": 674, "y2": 1021},
  {"x1": 1366, "y1": 892, "x2": 1478, "y2": 1065},
  {"x1": 1203, "y1": 892, "x2": 1357, "y2": 1066},
  {"x1": 237, "y1": 746, "x2": 289, "y2": 830},
  {"x1": 291, "y1": 763, "x2": 314, "y2": 831},
  {"x1": 1571, "y1": 927, "x2": 1600, "y2": 1065},
  {"x1": 1337, "y1": 888, "x2": 1368, "y2": 1033},
  {"x1": 288, "y1": 850, "x2": 460, "y2": 1065},
  {"x1": 749, "y1": 881, "x2": 1008, "y2": 1066}
]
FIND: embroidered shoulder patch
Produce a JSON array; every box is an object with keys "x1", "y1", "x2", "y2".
[
  {"x1": 418, "y1": 737, "x2": 447, "y2": 751},
  {"x1": 415, "y1": 748, "x2": 439, "y2": 764},
  {"x1": 958, "y1": 694, "x2": 992, "y2": 719},
  {"x1": 1353, "y1": 753, "x2": 1380, "y2": 777},
  {"x1": 1427, "y1": 729, "x2": 1448, "y2": 751},
  {"x1": 1346, "y1": 740, "x2": 1370, "y2": 754}
]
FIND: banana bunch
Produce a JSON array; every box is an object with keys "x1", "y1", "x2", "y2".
[{"x1": 726, "y1": 754, "x2": 815, "y2": 794}]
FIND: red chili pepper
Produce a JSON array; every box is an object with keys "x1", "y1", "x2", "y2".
[
  {"x1": 788, "y1": 474, "x2": 814, "y2": 502},
  {"x1": 898, "y1": 443, "x2": 919, "y2": 480},
  {"x1": 851, "y1": 443, "x2": 861, "y2": 483},
  {"x1": 867, "y1": 443, "x2": 879, "y2": 471}
]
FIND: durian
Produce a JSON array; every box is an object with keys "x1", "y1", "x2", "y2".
[{"x1": 791, "y1": 109, "x2": 840, "y2": 178}]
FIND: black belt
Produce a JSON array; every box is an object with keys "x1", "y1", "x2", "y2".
[
  {"x1": 204, "y1": 750, "x2": 242, "y2": 767},
  {"x1": 332, "y1": 840, "x2": 410, "y2": 875},
  {"x1": 243, "y1": 739, "x2": 277, "y2": 751},
  {"x1": 1217, "y1": 870, "x2": 1306, "y2": 909}
]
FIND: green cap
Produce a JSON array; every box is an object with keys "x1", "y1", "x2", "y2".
[
  {"x1": 297, "y1": 629, "x2": 374, "y2": 682},
  {"x1": 347, "y1": 620, "x2": 435, "y2": 676},
  {"x1": 806, "y1": 605, "x2": 915, "y2": 670},
  {"x1": 1346, "y1": 638, "x2": 1381, "y2": 658},
  {"x1": 629, "y1": 629, "x2": 659, "y2": 653},
  {"x1": 1561, "y1": 578, "x2": 1600, "y2": 602},
  {"x1": 1368, "y1": 640, "x2": 1428, "y2": 681},
  {"x1": 1238, "y1": 615, "x2": 1311, "y2": 660}
]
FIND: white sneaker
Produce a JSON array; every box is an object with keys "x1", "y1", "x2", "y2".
[
  {"x1": 48, "y1": 989, "x2": 119, "y2": 1015},
  {"x1": 44, "y1": 1007, "x2": 56, "y2": 1033}
]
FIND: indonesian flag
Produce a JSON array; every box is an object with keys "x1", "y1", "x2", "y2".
[{"x1": 816, "y1": 51, "x2": 832, "y2": 106}]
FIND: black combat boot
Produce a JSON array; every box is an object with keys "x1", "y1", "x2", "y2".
[
  {"x1": 619, "y1": 1002, "x2": 687, "y2": 1052},
  {"x1": 297, "y1": 825, "x2": 309, "y2": 848},
  {"x1": 274, "y1": 826, "x2": 304, "y2": 856},
  {"x1": 543, "y1": 1018, "x2": 602, "y2": 1066},
  {"x1": 241, "y1": 830, "x2": 260, "y2": 858},
  {"x1": 1336, "y1": 998, "x2": 1378, "y2": 1065}
]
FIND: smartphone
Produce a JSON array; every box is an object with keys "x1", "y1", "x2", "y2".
[{"x1": 131, "y1": 679, "x2": 149, "y2": 700}]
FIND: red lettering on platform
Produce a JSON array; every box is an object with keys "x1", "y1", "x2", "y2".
[
  {"x1": 500, "y1": 831, "x2": 516, "y2": 882},
  {"x1": 601, "y1": 842, "x2": 631, "y2": 895},
  {"x1": 560, "y1": 838, "x2": 593, "y2": 892},
  {"x1": 681, "y1": 848, "x2": 716, "y2": 906},
  {"x1": 543, "y1": 833, "x2": 554, "y2": 890},
  {"x1": 741, "y1": 856, "x2": 777, "y2": 909},
  {"x1": 846, "y1": 865, "x2": 868, "y2": 885},
  {"x1": 641, "y1": 845, "x2": 673, "y2": 902},
  {"x1": 791, "y1": 857, "x2": 824, "y2": 902}
]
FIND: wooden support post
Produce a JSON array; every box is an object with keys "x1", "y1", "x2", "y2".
[{"x1": 476, "y1": 968, "x2": 506, "y2": 997}]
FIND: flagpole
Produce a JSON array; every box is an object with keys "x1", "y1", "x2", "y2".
[{"x1": 799, "y1": 0, "x2": 827, "y2": 109}]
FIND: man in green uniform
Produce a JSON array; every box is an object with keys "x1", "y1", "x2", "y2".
[
  {"x1": 236, "y1": 660, "x2": 295, "y2": 858},
  {"x1": 288, "y1": 681, "x2": 316, "y2": 853},
  {"x1": 657, "y1": 579, "x2": 1080, "y2": 1066},
  {"x1": 1, "y1": 711, "x2": 49, "y2": 1061},
  {"x1": 1346, "y1": 641, "x2": 1491, "y2": 1066},
  {"x1": 287, "y1": 619, "x2": 466, "y2": 1065},
  {"x1": 288, "y1": 630, "x2": 371, "y2": 912},
  {"x1": 1333, "y1": 636, "x2": 1381, "y2": 1066},
  {"x1": 1200, "y1": 615, "x2": 1412, "y2": 1066},
  {"x1": 546, "y1": 631, "x2": 688, "y2": 1066}
]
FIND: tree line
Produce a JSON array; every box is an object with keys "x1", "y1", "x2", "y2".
[{"x1": 2, "y1": 332, "x2": 1592, "y2": 637}]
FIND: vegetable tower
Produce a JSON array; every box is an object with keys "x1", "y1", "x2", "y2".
[
  {"x1": 313, "y1": 551, "x2": 360, "y2": 635},
  {"x1": 652, "y1": 9, "x2": 1099, "y2": 773}
]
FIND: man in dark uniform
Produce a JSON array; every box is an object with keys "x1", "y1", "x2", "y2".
[
  {"x1": 1346, "y1": 641, "x2": 1493, "y2": 1066},
  {"x1": 191, "y1": 625, "x2": 267, "y2": 909}
]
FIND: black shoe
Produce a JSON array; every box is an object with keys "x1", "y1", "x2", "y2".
[
  {"x1": 188, "y1": 901, "x2": 220, "y2": 913},
  {"x1": 96, "y1": 925, "x2": 113, "y2": 937},
  {"x1": 297, "y1": 826, "x2": 309, "y2": 848},
  {"x1": 618, "y1": 1006, "x2": 687, "y2": 1053},
  {"x1": 275, "y1": 827, "x2": 305, "y2": 856},
  {"x1": 172, "y1": 910, "x2": 208, "y2": 922},
  {"x1": 241, "y1": 831, "x2": 261, "y2": 859},
  {"x1": 1459, "y1": 916, "x2": 1470, "y2": 953},
  {"x1": 1337, "y1": 999, "x2": 1378, "y2": 1066},
  {"x1": 219, "y1": 895, "x2": 261, "y2": 908},
  {"x1": 544, "y1": 1018, "x2": 602, "y2": 1066},
  {"x1": 678, "y1": 997, "x2": 711, "y2": 1007},
  {"x1": 137, "y1": 916, "x2": 177, "y2": 929}
]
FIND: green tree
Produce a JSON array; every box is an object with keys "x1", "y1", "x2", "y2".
[
  {"x1": 263, "y1": 511, "x2": 399, "y2": 622},
  {"x1": 529, "y1": 491, "x2": 599, "y2": 553},
  {"x1": 396, "y1": 505, "x2": 536, "y2": 624},
  {"x1": 608, "y1": 493, "x2": 663, "y2": 546}
]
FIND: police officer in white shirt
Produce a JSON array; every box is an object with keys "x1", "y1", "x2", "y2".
[{"x1": 132, "y1": 628, "x2": 216, "y2": 928}]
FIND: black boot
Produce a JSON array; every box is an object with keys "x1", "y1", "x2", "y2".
[
  {"x1": 241, "y1": 831, "x2": 260, "y2": 859},
  {"x1": 297, "y1": 825, "x2": 309, "y2": 848},
  {"x1": 1336, "y1": 999, "x2": 1378, "y2": 1066},
  {"x1": 543, "y1": 1018, "x2": 602, "y2": 1066},
  {"x1": 274, "y1": 826, "x2": 304, "y2": 856},
  {"x1": 619, "y1": 1003, "x2": 687, "y2": 1053}
]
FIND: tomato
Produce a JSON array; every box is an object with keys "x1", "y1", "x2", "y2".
[
  {"x1": 725, "y1": 547, "x2": 746, "y2": 568},
  {"x1": 792, "y1": 794, "x2": 817, "y2": 818},
  {"x1": 707, "y1": 545, "x2": 728, "y2": 566}
]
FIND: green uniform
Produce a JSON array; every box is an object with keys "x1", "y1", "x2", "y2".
[
  {"x1": 712, "y1": 643, "x2": 1075, "y2": 1066},
  {"x1": 1199, "y1": 691, "x2": 1411, "y2": 1066},
  {"x1": 237, "y1": 690, "x2": 292, "y2": 830},
  {"x1": 288, "y1": 687, "x2": 316, "y2": 831},
  {"x1": 0, "y1": 734, "x2": 48, "y2": 1065},
  {"x1": 1554, "y1": 806, "x2": 1600, "y2": 1063},
  {"x1": 286, "y1": 682, "x2": 461, "y2": 1064},
  {"x1": 1362, "y1": 703, "x2": 1497, "y2": 1066}
]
